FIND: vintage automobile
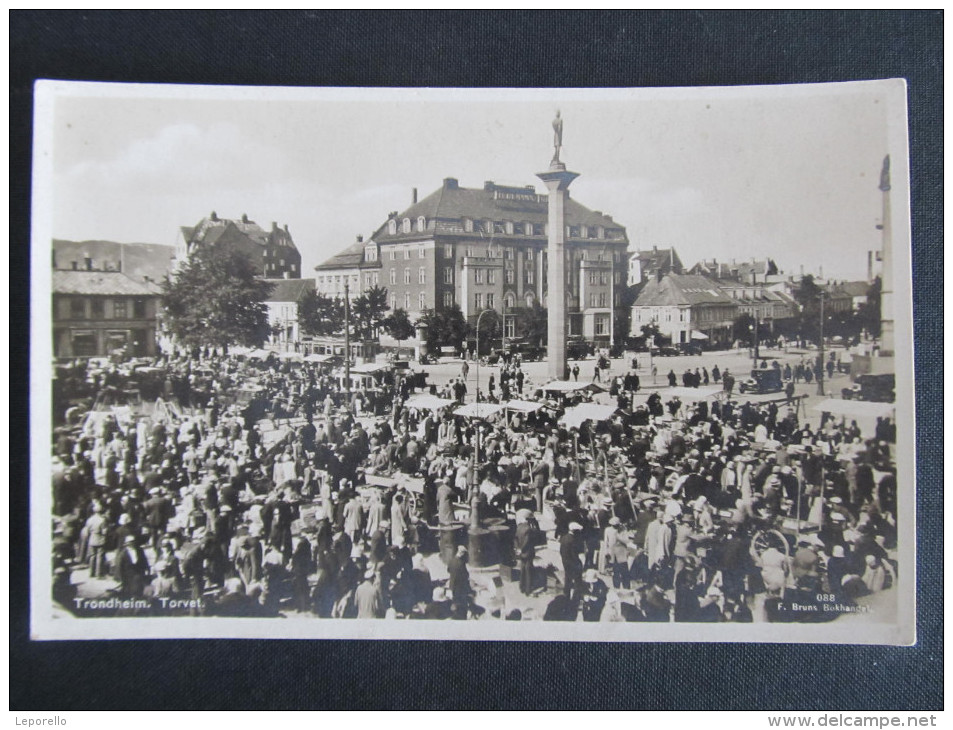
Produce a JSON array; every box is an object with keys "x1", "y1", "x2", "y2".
[
  {"x1": 651, "y1": 345, "x2": 681, "y2": 357},
  {"x1": 841, "y1": 373, "x2": 895, "y2": 403},
  {"x1": 737, "y1": 368, "x2": 784, "y2": 394}
]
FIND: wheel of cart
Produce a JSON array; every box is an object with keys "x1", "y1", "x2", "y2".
[{"x1": 750, "y1": 527, "x2": 790, "y2": 559}]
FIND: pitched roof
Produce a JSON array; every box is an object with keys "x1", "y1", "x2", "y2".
[
  {"x1": 185, "y1": 215, "x2": 298, "y2": 250},
  {"x1": 835, "y1": 281, "x2": 871, "y2": 297},
  {"x1": 52, "y1": 240, "x2": 175, "y2": 283},
  {"x1": 262, "y1": 278, "x2": 315, "y2": 302},
  {"x1": 52, "y1": 270, "x2": 162, "y2": 296},
  {"x1": 371, "y1": 179, "x2": 627, "y2": 242},
  {"x1": 634, "y1": 274, "x2": 737, "y2": 307},
  {"x1": 633, "y1": 247, "x2": 683, "y2": 274},
  {"x1": 314, "y1": 239, "x2": 367, "y2": 270}
]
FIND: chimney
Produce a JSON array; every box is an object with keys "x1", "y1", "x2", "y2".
[
  {"x1": 272, "y1": 221, "x2": 278, "y2": 231},
  {"x1": 210, "y1": 211, "x2": 218, "y2": 221},
  {"x1": 356, "y1": 234, "x2": 364, "y2": 243},
  {"x1": 284, "y1": 224, "x2": 289, "y2": 233},
  {"x1": 443, "y1": 177, "x2": 458, "y2": 190},
  {"x1": 653, "y1": 245, "x2": 658, "y2": 253},
  {"x1": 241, "y1": 213, "x2": 249, "y2": 224},
  {"x1": 412, "y1": 187, "x2": 418, "y2": 204}
]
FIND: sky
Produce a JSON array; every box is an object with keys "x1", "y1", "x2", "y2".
[{"x1": 43, "y1": 82, "x2": 907, "y2": 282}]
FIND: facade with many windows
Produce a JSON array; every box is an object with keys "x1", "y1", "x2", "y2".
[
  {"x1": 314, "y1": 177, "x2": 629, "y2": 342},
  {"x1": 176, "y1": 212, "x2": 302, "y2": 279},
  {"x1": 631, "y1": 273, "x2": 739, "y2": 348},
  {"x1": 52, "y1": 270, "x2": 162, "y2": 358}
]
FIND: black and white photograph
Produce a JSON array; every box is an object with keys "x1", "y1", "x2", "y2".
[{"x1": 31, "y1": 80, "x2": 915, "y2": 643}]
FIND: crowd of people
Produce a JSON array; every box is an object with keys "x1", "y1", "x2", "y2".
[{"x1": 51, "y1": 347, "x2": 899, "y2": 623}]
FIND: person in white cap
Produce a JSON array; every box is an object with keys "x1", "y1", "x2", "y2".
[
  {"x1": 355, "y1": 567, "x2": 384, "y2": 619},
  {"x1": 580, "y1": 568, "x2": 609, "y2": 621}
]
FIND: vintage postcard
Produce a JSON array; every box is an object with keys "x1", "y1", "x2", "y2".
[{"x1": 31, "y1": 80, "x2": 915, "y2": 642}]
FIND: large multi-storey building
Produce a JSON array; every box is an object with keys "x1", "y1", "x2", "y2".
[
  {"x1": 315, "y1": 178, "x2": 629, "y2": 344},
  {"x1": 176, "y1": 212, "x2": 302, "y2": 279}
]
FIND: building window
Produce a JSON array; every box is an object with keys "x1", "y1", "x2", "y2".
[
  {"x1": 365, "y1": 274, "x2": 371, "y2": 288},
  {"x1": 133, "y1": 298, "x2": 147, "y2": 318},
  {"x1": 505, "y1": 270, "x2": 514, "y2": 284},
  {"x1": 391, "y1": 295, "x2": 397, "y2": 310},
  {"x1": 580, "y1": 225, "x2": 588, "y2": 238},
  {"x1": 600, "y1": 272, "x2": 608, "y2": 285},
  {"x1": 404, "y1": 248, "x2": 410, "y2": 260},
  {"x1": 418, "y1": 267, "x2": 426, "y2": 284},
  {"x1": 589, "y1": 272, "x2": 596, "y2": 285},
  {"x1": 614, "y1": 272, "x2": 621, "y2": 284},
  {"x1": 505, "y1": 221, "x2": 514, "y2": 235},
  {"x1": 402, "y1": 218, "x2": 411, "y2": 234},
  {"x1": 91, "y1": 299, "x2": 105, "y2": 319},
  {"x1": 443, "y1": 267, "x2": 453, "y2": 284},
  {"x1": 404, "y1": 268, "x2": 411, "y2": 284},
  {"x1": 388, "y1": 220, "x2": 397, "y2": 235},
  {"x1": 404, "y1": 292, "x2": 410, "y2": 309},
  {"x1": 526, "y1": 270, "x2": 534, "y2": 285},
  {"x1": 505, "y1": 248, "x2": 514, "y2": 259},
  {"x1": 599, "y1": 293, "x2": 607, "y2": 307},
  {"x1": 464, "y1": 218, "x2": 473, "y2": 233},
  {"x1": 419, "y1": 292, "x2": 426, "y2": 309},
  {"x1": 444, "y1": 244, "x2": 453, "y2": 258},
  {"x1": 487, "y1": 269, "x2": 496, "y2": 284},
  {"x1": 390, "y1": 269, "x2": 397, "y2": 285},
  {"x1": 70, "y1": 298, "x2": 86, "y2": 319},
  {"x1": 418, "y1": 245, "x2": 425, "y2": 258},
  {"x1": 474, "y1": 293, "x2": 483, "y2": 309},
  {"x1": 474, "y1": 269, "x2": 484, "y2": 284},
  {"x1": 595, "y1": 315, "x2": 608, "y2": 336},
  {"x1": 417, "y1": 216, "x2": 426, "y2": 231},
  {"x1": 590, "y1": 294, "x2": 597, "y2": 308},
  {"x1": 390, "y1": 249, "x2": 396, "y2": 260},
  {"x1": 113, "y1": 299, "x2": 127, "y2": 319},
  {"x1": 443, "y1": 292, "x2": 453, "y2": 307},
  {"x1": 466, "y1": 246, "x2": 473, "y2": 258},
  {"x1": 526, "y1": 249, "x2": 534, "y2": 261},
  {"x1": 486, "y1": 293, "x2": 495, "y2": 309},
  {"x1": 373, "y1": 273, "x2": 380, "y2": 286}
]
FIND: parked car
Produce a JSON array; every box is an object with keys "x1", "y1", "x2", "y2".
[
  {"x1": 678, "y1": 342, "x2": 704, "y2": 356},
  {"x1": 841, "y1": 373, "x2": 895, "y2": 403},
  {"x1": 651, "y1": 345, "x2": 681, "y2": 357},
  {"x1": 738, "y1": 368, "x2": 784, "y2": 394}
]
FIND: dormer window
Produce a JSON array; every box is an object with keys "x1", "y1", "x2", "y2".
[
  {"x1": 388, "y1": 219, "x2": 397, "y2": 235},
  {"x1": 580, "y1": 225, "x2": 588, "y2": 238},
  {"x1": 402, "y1": 218, "x2": 411, "y2": 234},
  {"x1": 505, "y1": 221, "x2": 514, "y2": 235},
  {"x1": 417, "y1": 216, "x2": 426, "y2": 231},
  {"x1": 463, "y1": 218, "x2": 473, "y2": 233}
]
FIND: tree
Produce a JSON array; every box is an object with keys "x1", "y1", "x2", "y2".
[
  {"x1": 470, "y1": 310, "x2": 502, "y2": 355},
  {"x1": 299, "y1": 290, "x2": 344, "y2": 337},
  {"x1": 731, "y1": 313, "x2": 756, "y2": 346},
  {"x1": 518, "y1": 302, "x2": 548, "y2": 346},
  {"x1": 351, "y1": 285, "x2": 391, "y2": 339},
  {"x1": 856, "y1": 276, "x2": 882, "y2": 338},
  {"x1": 640, "y1": 323, "x2": 664, "y2": 347},
  {"x1": 382, "y1": 308, "x2": 416, "y2": 356},
  {"x1": 418, "y1": 304, "x2": 468, "y2": 350},
  {"x1": 162, "y1": 245, "x2": 273, "y2": 353},
  {"x1": 794, "y1": 274, "x2": 824, "y2": 343}
]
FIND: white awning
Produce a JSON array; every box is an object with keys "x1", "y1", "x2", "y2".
[
  {"x1": 246, "y1": 349, "x2": 271, "y2": 360},
  {"x1": 404, "y1": 394, "x2": 455, "y2": 411},
  {"x1": 350, "y1": 362, "x2": 389, "y2": 374},
  {"x1": 658, "y1": 386, "x2": 723, "y2": 401},
  {"x1": 304, "y1": 353, "x2": 334, "y2": 363},
  {"x1": 690, "y1": 330, "x2": 709, "y2": 340},
  {"x1": 812, "y1": 399, "x2": 895, "y2": 420},
  {"x1": 454, "y1": 402, "x2": 505, "y2": 419},
  {"x1": 559, "y1": 403, "x2": 619, "y2": 429},
  {"x1": 542, "y1": 380, "x2": 602, "y2": 393},
  {"x1": 278, "y1": 351, "x2": 303, "y2": 360},
  {"x1": 501, "y1": 399, "x2": 546, "y2": 413}
]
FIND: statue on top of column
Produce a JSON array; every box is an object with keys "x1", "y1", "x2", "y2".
[{"x1": 552, "y1": 110, "x2": 563, "y2": 164}]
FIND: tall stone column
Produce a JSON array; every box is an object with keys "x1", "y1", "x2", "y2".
[
  {"x1": 878, "y1": 154, "x2": 894, "y2": 358},
  {"x1": 538, "y1": 162, "x2": 579, "y2": 380}
]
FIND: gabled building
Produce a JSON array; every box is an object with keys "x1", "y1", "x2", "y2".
[
  {"x1": 718, "y1": 284, "x2": 798, "y2": 323},
  {"x1": 630, "y1": 273, "x2": 738, "y2": 348},
  {"x1": 627, "y1": 246, "x2": 683, "y2": 286},
  {"x1": 52, "y1": 267, "x2": 162, "y2": 358},
  {"x1": 262, "y1": 278, "x2": 315, "y2": 351},
  {"x1": 176, "y1": 212, "x2": 302, "y2": 279},
  {"x1": 314, "y1": 235, "x2": 381, "y2": 299},
  {"x1": 315, "y1": 177, "x2": 629, "y2": 344},
  {"x1": 689, "y1": 257, "x2": 778, "y2": 284}
]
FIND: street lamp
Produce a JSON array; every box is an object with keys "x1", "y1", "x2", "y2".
[{"x1": 474, "y1": 308, "x2": 494, "y2": 402}]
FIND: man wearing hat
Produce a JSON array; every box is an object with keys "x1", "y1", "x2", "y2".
[
  {"x1": 560, "y1": 522, "x2": 585, "y2": 600},
  {"x1": 114, "y1": 534, "x2": 149, "y2": 599},
  {"x1": 447, "y1": 545, "x2": 472, "y2": 611},
  {"x1": 514, "y1": 509, "x2": 542, "y2": 596},
  {"x1": 355, "y1": 568, "x2": 385, "y2": 619},
  {"x1": 580, "y1": 568, "x2": 609, "y2": 621}
]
